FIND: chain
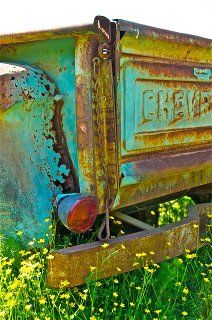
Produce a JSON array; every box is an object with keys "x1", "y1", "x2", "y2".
[{"x1": 92, "y1": 56, "x2": 111, "y2": 241}]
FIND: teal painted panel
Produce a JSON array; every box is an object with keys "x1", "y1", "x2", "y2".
[
  {"x1": 0, "y1": 37, "x2": 78, "y2": 172},
  {"x1": 0, "y1": 38, "x2": 78, "y2": 248},
  {"x1": 120, "y1": 58, "x2": 212, "y2": 155}
]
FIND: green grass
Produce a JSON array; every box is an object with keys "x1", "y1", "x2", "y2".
[{"x1": 0, "y1": 197, "x2": 211, "y2": 320}]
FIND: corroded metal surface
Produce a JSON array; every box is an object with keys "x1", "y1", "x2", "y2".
[
  {"x1": 0, "y1": 24, "x2": 95, "y2": 44},
  {"x1": 75, "y1": 21, "x2": 117, "y2": 214},
  {"x1": 47, "y1": 203, "x2": 211, "y2": 288},
  {"x1": 0, "y1": 37, "x2": 79, "y2": 246},
  {"x1": 116, "y1": 19, "x2": 211, "y2": 47},
  {"x1": 114, "y1": 21, "x2": 212, "y2": 210}
]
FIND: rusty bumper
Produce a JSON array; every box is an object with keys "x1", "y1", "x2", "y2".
[{"x1": 47, "y1": 203, "x2": 211, "y2": 288}]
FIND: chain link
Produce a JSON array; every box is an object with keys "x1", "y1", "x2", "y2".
[{"x1": 92, "y1": 56, "x2": 111, "y2": 241}]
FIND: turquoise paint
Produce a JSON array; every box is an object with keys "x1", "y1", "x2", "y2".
[
  {"x1": 120, "y1": 58, "x2": 212, "y2": 155},
  {"x1": 0, "y1": 97, "x2": 60, "y2": 245},
  {"x1": 0, "y1": 38, "x2": 78, "y2": 172},
  {"x1": 0, "y1": 38, "x2": 79, "y2": 248},
  {"x1": 194, "y1": 67, "x2": 211, "y2": 80}
]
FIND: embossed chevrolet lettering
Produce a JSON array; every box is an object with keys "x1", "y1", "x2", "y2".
[{"x1": 140, "y1": 87, "x2": 211, "y2": 125}]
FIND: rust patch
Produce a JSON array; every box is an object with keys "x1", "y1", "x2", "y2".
[
  {"x1": 51, "y1": 97, "x2": 79, "y2": 193},
  {"x1": 47, "y1": 203, "x2": 211, "y2": 288}
]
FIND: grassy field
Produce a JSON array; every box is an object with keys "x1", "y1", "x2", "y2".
[{"x1": 0, "y1": 197, "x2": 211, "y2": 320}]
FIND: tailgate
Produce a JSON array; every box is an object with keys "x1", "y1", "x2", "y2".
[{"x1": 113, "y1": 21, "x2": 212, "y2": 209}]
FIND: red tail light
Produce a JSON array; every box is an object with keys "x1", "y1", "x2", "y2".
[{"x1": 57, "y1": 194, "x2": 98, "y2": 233}]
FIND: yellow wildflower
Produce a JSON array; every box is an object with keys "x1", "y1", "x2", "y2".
[
  {"x1": 46, "y1": 254, "x2": 54, "y2": 260},
  {"x1": 178, "y1": 258, "x2": 183, "y2": 264},
  {"x1": 114, "y1": 220, "x2": 122, "y2": 225},
  {"x1": 17, "y1": 230, "x2": 23, "y2": 236},
  {"x1": 133, "y1": 262, "x2": 139, "y2": 266},
  {"x1": 19, "y1": 250, "x2": 27, "y2": 256},
  {"x1": 95, "y1": 281, "x2": 102, "y2": 287},
  {"x1": 135, "y1": 286, "x2": 141, "y2": 290},
  {"x1": 113, "y1": 302, "x2": 118, "y2": 306},
  {"x1": 79, "y1": 293, "x2": 87, "y2": 301},
  {"x1": 154, "y1": 309, "x2": 162, "y2": 315},
  {"x1": 60, "y1": 293, "x2": 70, "y2": 299},
  {"x1": 113, "y1": 292, "x2": 118, "y2": 298},
  {"x1": 101, "y1": 243, "x2": 109, "y2": 248},
  {"x1": 25, "y1": 304, "x2": 32, "y2": 311},
  {"x1": 7, "y1": 299, "x2": 16, "y2": 307},
  {"x1": 145, "y1": 308, "x2": 150, "y2": 313},
  {"x1": 99, "y1": 308, "x2": 104, "y2": 312},
  {"x1": 5, "y1": 268, "x2": 12, "y2": 275},
  {"x1": 39, "y1": 298, "x2": 46, "y2": 305},
  {"x1": 175, "y1": 282, "x2": 181, "y2": 286},
  {"x1": 186, "y1": 253, "x2": 197, "y2": 259},
  {"x1": 43, "y1": 248, "x2": 48, "y2": 255},
  {"x1": 90, "y1": 317, "x2": 96, "y2": 320},
  {"x1": 38, "y1": 238, "x2": 45, "y2": 244},
  {"x1": 136, "y1": 252, "x2": 147, "y2": 258},
  {"x1": 204, "y1": 278, "x2": 209, "y2": 283},
  {"x1": 113, "y1": 278, "x2": 119, "y2": 284},
  {"x1": 130, "y1": 302, "x2": 135, "y2": 307},
  {"x1": 150, "y1": 251, "x2": 155, "y2": 255},
  {"x1": 120, "y1": 303, "x2": 125, "y2": 308},
  {"x1": 89, "y1": 266, "x2": 96, "y2": 272},
  {"x1": 182, "y1": 311, "x2": 188, "y2": 316},
  {"x1": 193, "y1": 224, "x2": 199, "y2": 228},
  {"x1": 117, "y1": 267, "x2": 122, "y2": 272},
  {"x1": 78, "y1": 304, "x2": 85, "y2": 310},
  {"x1": 147, "y1": 268, "x2": 154, "y2": 273},
  {"x1": 60, "y1": 280, "x2": 70, "y2": 287},
  {"x1": 183, "y1": 288, "x2": 189, "y2": 294},
  {"x1": 70, "y1": 302, "x2": 76, "y2": 307}
]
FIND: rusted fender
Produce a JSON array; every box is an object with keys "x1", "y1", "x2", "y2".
[
  {"x1": 0, "y1": 62, "x2": 76, "y2": 248},
  {"x1": 0, "y1": 63, "x2": 56, "y2": 110}
]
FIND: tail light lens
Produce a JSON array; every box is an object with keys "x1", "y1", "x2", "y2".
[{"x1": 57, "y1": 194, "x2": 98, "y2": 233}]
